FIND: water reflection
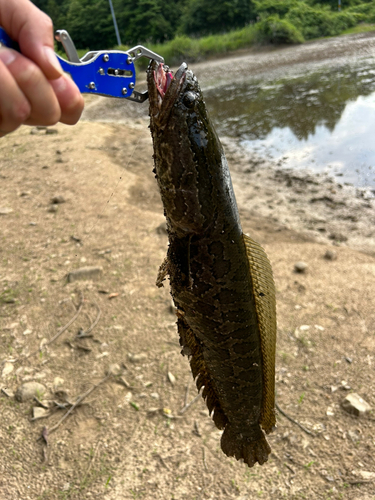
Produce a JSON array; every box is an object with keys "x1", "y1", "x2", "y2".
[{"x1": 205, "y1": 61, "x2": 375, "y2": 187}]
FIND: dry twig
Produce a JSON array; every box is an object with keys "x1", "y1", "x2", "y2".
[
  {"x1": 179, "y1": 393, "x2": 201, "y2": 415},
  {"x1": 76, "y1": 299, "x2": 101, "y2": 338},
  {"x1": 202, "y1": 447, "x2": 208, "y2": 472},
  {"x1": 276, "y1": 402, "x2": 315, "y2": 437},
  {"x1": 46, "y1": 373, "x2": 111, "y2": 435},
  {"x1": 46, "y1": 291, "x2": 84, "y2": 347}
]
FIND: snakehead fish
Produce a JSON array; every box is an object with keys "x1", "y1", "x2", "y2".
[{"x1": 147, "y1": 61, "x2": 277, "y2": 467}]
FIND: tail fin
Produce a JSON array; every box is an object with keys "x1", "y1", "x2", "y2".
[{"x1": 221, "y1": 423, "x2": 271, "y2": 467}]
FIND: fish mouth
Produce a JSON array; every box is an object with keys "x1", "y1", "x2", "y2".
[{"x1": 152, "y1": 62, "x2": 188, "y2": 105}]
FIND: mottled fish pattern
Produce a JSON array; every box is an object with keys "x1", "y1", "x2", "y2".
[{"x1": 148, "y1": 61, "x2": 277, "y2": 467}]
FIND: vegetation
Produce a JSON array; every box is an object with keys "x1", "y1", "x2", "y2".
[{"x1": 32, "y1": 0, "x2": 375, "y2": 60}]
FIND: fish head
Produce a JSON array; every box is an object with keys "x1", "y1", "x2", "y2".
[{"x1": 148, "y1": 61, "x2": 224, "y2": 236}]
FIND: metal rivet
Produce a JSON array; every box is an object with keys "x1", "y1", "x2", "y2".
[
  {"x1": 126, "y1": 56, "x2": 133, "y2": 64},
  {"x1": 89, "y1": 82, "x2": 96, "y2": 90},
  {"x1": 103, "y1": 54, "x2": 109, "y2": 62},
  {"x1": 114, "y1": 69, "x2": 119, "y2": 76},
  {"x1": 99, "y1": 68, "x2": 105, "y2": 75},
  {"x1": 129, "y1": 83, "x2": 135, "y2": 89},
  {"x1": 122, "y1": 88, "x2": 127, "y2": 95}
]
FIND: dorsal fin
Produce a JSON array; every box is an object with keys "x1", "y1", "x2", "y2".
[{"x1": 242, "y1": 234, "x2": 277, "y2": 433}]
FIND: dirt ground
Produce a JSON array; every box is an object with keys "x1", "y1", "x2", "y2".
[{"x1": 1, "y1": 97, "x2": 375, "y2": 499}]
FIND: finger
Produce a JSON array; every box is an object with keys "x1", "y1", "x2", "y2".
[
  {"x1": 50, "y1": 74, "x2": 85, "y2": 125},
  {"x1": 0, "y1": 50, "x2": 31, "y2": 136},
  {"x1": 0, "y1": 0, "x2": 63, "y2": 80},
  {"x1": 2, "y1": 48, "x2": 61, "y2": 126}
]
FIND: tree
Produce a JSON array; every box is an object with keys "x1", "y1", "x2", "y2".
[{"x1": 180, "y1": 0, "x2": 256, "y2": 37}]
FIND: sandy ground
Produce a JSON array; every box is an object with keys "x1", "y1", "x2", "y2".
[{"x1": 1, "y1": 33, "x2": 375, "y2": 500}]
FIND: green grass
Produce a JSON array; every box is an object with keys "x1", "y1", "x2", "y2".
[{"x1": 341, "y1": 23, "x2": 375, "y2": 35}]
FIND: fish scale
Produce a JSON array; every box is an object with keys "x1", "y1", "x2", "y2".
[{"x1": 148, "y1": 61, "x2": 277, "y2": 467}]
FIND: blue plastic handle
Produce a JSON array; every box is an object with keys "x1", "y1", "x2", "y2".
[
  {"x1": 0, "y1": 26, "x2": 137, "y2": 99},
  {"x1": 56, "y1": 51, "x2": 136, "y2": 99}
]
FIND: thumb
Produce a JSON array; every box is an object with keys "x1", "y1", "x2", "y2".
[{"x1": 0, "y1": 0, "x2": 63, "y2": 80}]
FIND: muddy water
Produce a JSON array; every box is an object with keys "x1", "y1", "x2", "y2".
[{"x1": 195, "y1": 33, "x2": 375, "y2": 188}]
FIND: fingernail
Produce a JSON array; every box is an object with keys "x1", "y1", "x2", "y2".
[
  {"x1": 44, "y1": 46, "x2": 63, "y2": 75},
  {"x1": 0, "y1": 48, "x2": 16, "y2": 66}
]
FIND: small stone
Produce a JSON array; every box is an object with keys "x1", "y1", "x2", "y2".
[
  {"x1": 32, "y1": 407, "x2": 49, "y2": 420},
  {"x1": 36, "y1": 126, "x2": 47, "y2": 130},
  {"x1": 329, "y1": 232, "x2": 348, "y2": 242},
  {"x1": 23, "y1": 328, "x2": 32, "y2": 335},
  {"x1": 67, "y1": 266, "x2": 103, "y2": 283},
  {"x1": 29, "y1": 222, "x2": 37, "y2": 226},
  {"x1": 150, "y1": 392, "x2": 160, "y2": 399},
  {"x1": 167, "y1": 371, "x2": 176, "y2": 385},
  {"x1": 0, "y1": 207, "x2": 13, "y2": 215},
  {"x1": 348, "y1": 429, "x2": 361, "y2": 442},
  {"x1": 53, "y1": 377, "x2": 65, "y2": 391},
  {"x1": 324, "y1": 250, "x2": 337, "y2": 260},
  {"x1": 124, "y1": 391, "x2": 132, "y2": 402},
  {"x1": 46, "y1": 128, "x2": 58, "y2": 135},
  {"x1": 30, "y1": 128, "x2": 40, "y2": 135},
  {"x1": 51, "y1": 195, "x2": 65, "y2": 204},
  {"x1": 156, "y1": 222, "x2": 167, "y2": 235},
  {"x1": 294, "y1": 261, "x2": 308, "y2": 273},
  {"x1": 1, "y1": 362, "x2": 14, "y2": 378},
  {"x1": 128, "y1": 353, "x2": 148, "y2": 363},
  {"x1": 357, "y1": 471, "x2": 375, "y2": 480},
  {"x1": 107, "y1": 363, "x2": 122, "y2": 376},
  {"x1": 1, "y1": 387, "x2": 14, "y2": 398},
  {"x1": 326, "y1": 405, "x2": 335, "y2": 416},
  {"x1": 341, "y1": 393, "x2": 372, "y2": 416},
  {"x1": 15, "y1": 382, "x2": 46, "y2": 402},
  {"x1": 48, "y1": 204, "x2": 58, "y2": 213}
]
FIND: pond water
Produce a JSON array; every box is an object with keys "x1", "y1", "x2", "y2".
[{"x1": 204, "y1": 55, "x2": 375, "y2": 188}]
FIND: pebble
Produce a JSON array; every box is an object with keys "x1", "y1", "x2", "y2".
[
  {"x1": 1, "y1": 362, "x2": 14, "y2": 378},
  {"x1": 150, "y1": 392, "x2": 160, "y2": 399},
  {"x1": 32, "y1": 407, "x2": 49, "y2": 420},
  {"x1": 167, "y1": 371, "x2": 176, "y2": 385},
  {"x1": 294, "y1": 261, "x2": 308, "y2": 273},
  {"x1": 67, "y1": 266, "x2": 103, "y2": 283},
  {"x1": 107, "y1": 363, "x2": 122, "y2": 376},
  {"x1": 51, "y1": 195, "x2": 66, "y2": 204},
  {"x1": 53, "y1": 377, "x2": 65, "y2": 392},
  {"x1": 341, "y1": 393, "x2": 372, "y2": 416},
  {"x1": 156, "y1": 222, "x2": 167, "y2": 235},
  {"x1": 329, "y1": 232, "x2": 348, "y2": 242},
  {"x1": 324, "y1": 249, "x2": 337, "y2": 260},
  {"x1": 15, "y1": 381, "x2": 47, "y2": 402},
  {"x1": 0, "y1": 207, "x2": 13, "y2": 215},
  {"x1": 128, "y1": 353, "x2": 148, "y2": 363},
  {"x1": 46, "y1": 128, "x2": 58, "y2": 135},
  {"x1": 48, "y1": 204, "x2": 58, "y2": 213}
]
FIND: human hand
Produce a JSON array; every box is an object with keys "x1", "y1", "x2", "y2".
[{"x1": 0, "y1": 0, "x2": 84, "y2": 137}]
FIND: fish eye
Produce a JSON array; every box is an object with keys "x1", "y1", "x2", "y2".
[{"x1": 183, "y1": 91, "x2": 196, "y2": 108}]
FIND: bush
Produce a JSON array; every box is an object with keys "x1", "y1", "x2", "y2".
[
  {"x1": 255, "y1": 15, "x2": 304, "y2": 44},
  {"x1": 253, "y1": 0, "x2": 301, "y2": 18},
  {"x1": 286, "y1": 4, "x2": 357, "y2": 39},
  {"x1": 347, "y1": 3, "x2": 375, "y2": 23}
]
